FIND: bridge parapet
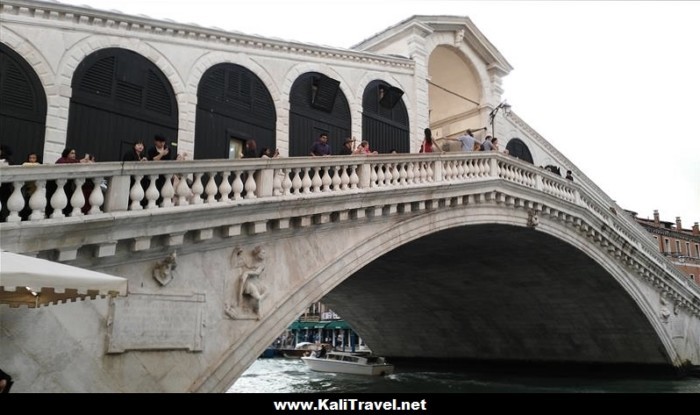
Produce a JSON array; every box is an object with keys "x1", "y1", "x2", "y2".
[{"x1": 2, "y1": 152, "x2": 698, "y2": 310}]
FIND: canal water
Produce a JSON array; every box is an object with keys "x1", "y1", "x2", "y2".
[{"x1": 229, "y1": 357, "x2": 700, "y2": 393}]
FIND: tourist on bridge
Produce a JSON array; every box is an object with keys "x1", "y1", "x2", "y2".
[
  {"x1": 353, "y1": 140, "x2": 378, "y2": 155},
  {"x1": 242, "y1": 139, "x2": 258, "y2": 158},
  {"x1": 310, "y1": 132, "x2": 331, "y2": 156},
  {"x1": 260, "y1": 147, "x2": 279, "y2": 158},
  {"x1": 458, "y1": 129, "x2": 476, "y2": 152},
  {"x1": 147, "y1": 134, "x2": 172, "y2": 161},
  {"x1": 122, "y1": 140, "x2": 147, "y2": 162},
  {"x1": 419, "y1": 128, "x2": 442, "y2": 153},
  {"x1": 480, "y1": 135, "x2": 494, "y2": 151},
  {"x1": 338, "y1": 137, "x2": 355, "y2": 155}
]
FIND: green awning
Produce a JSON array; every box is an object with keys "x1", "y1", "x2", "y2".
[
  {"x1": 291, "y1": 321, "x2": 326, "y2": 330},
  {"x1": 288, "y1": 320, "x2": 352, "y2": 330},
  {"x1": 324, "y1": 320, "x2": 351, "y2": 330}
]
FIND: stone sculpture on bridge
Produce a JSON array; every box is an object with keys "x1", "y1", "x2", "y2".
[
  {"x1": 225, "y1": 245, "x2": 268, "y2": 320},
  {"x1": 152, "y1": 251, "x2": 177, "y2": 286}
]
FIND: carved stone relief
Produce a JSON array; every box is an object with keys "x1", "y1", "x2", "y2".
[
  {"x1": 659, "y1": 297, "x2": 671, "y2": 324},
  {"x1": 527, "y1": 209, "x2": 539, "y2": 228},
  {"x1": 225, "y1": 245, "x2": 268, "y2": 320},
  {"x1": 152, "y1": 251, "x2": 177, "y2": 286}
]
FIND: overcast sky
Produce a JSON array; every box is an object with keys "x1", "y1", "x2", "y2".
[{"x1": 55, "y1": 0, "x2": 699, "y2": 225}]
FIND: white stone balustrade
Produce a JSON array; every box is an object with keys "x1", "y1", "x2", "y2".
[
  {"x1": 0, "y1": 153, "x2": 599, "y2": 223},
  {"x1": 1, "y1": 151, "x2": 698, "y2": 303}
]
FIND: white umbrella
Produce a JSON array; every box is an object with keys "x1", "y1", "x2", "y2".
[{"x1": 0, "y1": 251, "x2": 127, "y2": 308}]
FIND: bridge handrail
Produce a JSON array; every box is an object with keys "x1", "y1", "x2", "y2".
[{"x1": 2, "y1": 153, "x2": 697, "y2": 298}]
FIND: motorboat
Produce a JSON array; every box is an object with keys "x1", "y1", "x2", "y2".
[
  {"x1": 279, "y1": 342, "x2": 328, "y2": 359},
  {"x1": 301, "y1": 350, "x2": 394, "y2": 376}
]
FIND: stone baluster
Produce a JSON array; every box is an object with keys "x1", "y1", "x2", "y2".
[
  {"x1": 219, "y1": 171, "x2": 232, "y2": 201},
  {"x1": 311, "y1": 167, "x2": 322, "y2": 192},
  {"x1": 5, "y1": 181, "x2": 25, "y2": 222},
  {"x1": 129, "y1": 175, "x2": 145, "y2": 210},
  {"x1": 272, "y1": 169, "x2": 283, "y2": 196},
  {"x1": 480, "y1": 159, "x2": 488, "y2": 177},
  {"x1": 331, "y1": 166, "x2": 342, "y2": 191},
  {"x1": 426, "y1": 161, "x2": 434, "y2": 182},
  {"x1": 321, "y1": 167, "x2": 332, "y2": 192},
  {"x1": 29, "y1": 180, "x2": 47, "y2": 221},
  {"x1": 291, "y1": 168, "x2": 302, "y2": 194},
  {"x1": 145, "y1": 175, "x2": 159, "y2": 209},
  {"x1": 388, "y1": 163, "x2": 397, "y2": 186},
  {"x1": 406, "y1": 162, "x2": 415, "y2": 185},
  {"x1": 376, "y1": 164, "x2": 385, "y2": 187},
  {"x1": 458, "y1": 159, "x2": 467, "y2": 180},
  {"x1": 49, "y1": 179, "x2": 68, "y2": 218},
  {"x1": 174, "y1": 175, "x2": 191, "y2": 206},
  {"x1": 232, "y1": 171, "x2": 244, "y2": 200},
  {"x1": 244, "y1": 170, "x2": 257, "y2": 199},
  {"x1": 160, "y1": 174, "x2": 175, "y2": 207},
  {"x1": 191, "y1": 173, "x2": 204, "y2": 204},
  {"x1": 349, "y1": 165, "x2": 359, "y2": 189},
  {"x1": 300, "y1": 168, "x2": 312, "y2": 194},
  {"x1": 444, "y1": 161, "x2": 453, "y2": 181},
  {"x1": 340, "y1": 166, "x2": 350, "y2": 190},
  {"x1": 282, "y1": 169, "x2": 293, "y2": 195},
  {"x1": 398, "y1": 163, "x2": 407, "y2": 185},
  {"x1": 88, "y1": 177, "x2": 104, "y2": 215},
  {"x1": 204, "y1": 172, "x2": 218, "y2": 203},
  {"x1": 69, "y1": 178, "x2": 85, "y2": 216}
]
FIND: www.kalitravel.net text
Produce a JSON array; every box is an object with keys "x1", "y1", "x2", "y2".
[{"x1": 273, "y1": 398, "x2": 428, "y2": 411}]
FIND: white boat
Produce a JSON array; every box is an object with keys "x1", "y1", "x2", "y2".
[{"x1": 301, "y1": 350, "x2": 394, "y2": 376}]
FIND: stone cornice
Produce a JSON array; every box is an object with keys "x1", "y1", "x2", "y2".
[
  {"x1": 352, "y1": 15, "x2": 513, "y2": 75},
  {"x1": 1, "y1": 0, "x2": 414, "y2": 70},
  {"x1": 639, "y1": 224, "x2": 700, "y2": 243}
]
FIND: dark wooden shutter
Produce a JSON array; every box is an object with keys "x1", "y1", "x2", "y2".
[
  {"x1": 505, "y1": 138, "x2": 533, "y2": 164},
  {"x1": 361, "y1": 80, "x2": 409, "y2": 154},
  {"x1": 68, "y1": 48, "x2": 178, "y2": 162},
  {"x1": 0, "y1": 43, "x2": 47, "y2": 164},
  {"x1": 289, "y1": 72, "x2": 350, "y2": 157},
  {"x1": 194, "y1": 63, "x2": 276, "y2": 159}
]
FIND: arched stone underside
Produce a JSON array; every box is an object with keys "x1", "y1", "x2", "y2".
[{"x1": 198, "y1": 200, "x2": 684, "y2": 392}]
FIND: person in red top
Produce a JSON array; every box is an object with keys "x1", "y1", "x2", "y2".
[{"x1": 419, "y1": 128, "x2": 442, "y2": 153}]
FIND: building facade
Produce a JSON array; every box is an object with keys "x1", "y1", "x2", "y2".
[
  {"x1": 631, "y1": 210, "x2": 700, "y2": 286},
  {"x1": 2, "y1": 0, "x2": 580, "y2": 176}
]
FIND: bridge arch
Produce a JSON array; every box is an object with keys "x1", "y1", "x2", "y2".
[
  {"x1": 67, "y1": 47, "x2": 179, "y2": 162},
  {"x1": 0, "y1": 42, "x2": 48, "y2": 164},
  {"x1": 505, "y1": 137, "x2": 534, "y2": 164},
  {"x1": 193, "y1": 63, "x2": 277, "y2": 159},
  {"x1": 427, "y1": 44, "x2": 483, "y2": 133},
  {"x1": 200, "y1": 200, "x2": 676, "y2": 392},
  {"x1": 361, "y1": 79, "x2": 410, "y2": 154},
  {"x1": 55, "y1": 37, "x2": 186, "y2": 161}
]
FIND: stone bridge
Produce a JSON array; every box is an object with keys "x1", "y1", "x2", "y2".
[{"x1": 1, "y1": 152, "x2": 699, "y2": 392}]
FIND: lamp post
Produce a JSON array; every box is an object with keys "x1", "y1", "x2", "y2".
[{"x1": 489, "y1": 101, "x2": 512, "y2": 138}]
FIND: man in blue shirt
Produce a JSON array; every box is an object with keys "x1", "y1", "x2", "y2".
[
  {"x1": 457, "y1": 129, "x2": 476, "y2": 152},
  {"x1": 310, "y1": 132, "x2": 331, "y2": 156}
]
